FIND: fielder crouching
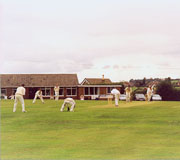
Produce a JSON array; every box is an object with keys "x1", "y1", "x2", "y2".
[{"x1": 60, "y1": 98, "x2": 76, "y2": 112}]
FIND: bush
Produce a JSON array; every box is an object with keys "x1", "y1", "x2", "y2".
[
  {"x1": 156, "y1": 80, "x2": 180, "y2": 101},
  {"x1": 172, "y1": 90, "x2": 180, "y2": 101}
]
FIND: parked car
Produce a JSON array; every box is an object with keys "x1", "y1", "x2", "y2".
[
  {"x1": 152, "y1": 94, "x2": 162, "y2": 101},
  {"x1": 135, "y1": 94, "x2": 146, "y2": 101},
  {"x1": 120, "y1": 94, "x2": 126, "y2": 101}
]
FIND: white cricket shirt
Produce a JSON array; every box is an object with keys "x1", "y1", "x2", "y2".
[
  {"x1": 111, "y1": 89, "x2": 120, "y2": 95},
  {"x1": 15, "y1": 86, "x2": 26, "y2": 95}
]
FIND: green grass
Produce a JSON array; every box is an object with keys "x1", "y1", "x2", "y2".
[{"x1": 1, "y1": 100, "x2": 180, "y2": 159}]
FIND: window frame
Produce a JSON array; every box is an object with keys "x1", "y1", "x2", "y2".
[
  {"x1": 66, "y1": 87, "x2": 77, "y2": 96},
  {"x1": 84, "y1": 87, "x2": 99, "y2": 95},
  {"x1": 41, "y1": 87, "x2": 51, "y2": 96},
  {"x1": 1, "y1": 88, "x2": 7, "y2": 95},
  {"x1": 59, "y1": 87, "x2": 64, "y2": 96}
]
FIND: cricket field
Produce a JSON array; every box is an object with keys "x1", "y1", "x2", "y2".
[{"x1": 1, "y1": 100, "x2": 180, "y2": 160}]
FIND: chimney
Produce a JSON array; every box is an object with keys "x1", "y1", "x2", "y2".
[{"x1": 102, "y1": 75, "x2": 105, "y2": 81}]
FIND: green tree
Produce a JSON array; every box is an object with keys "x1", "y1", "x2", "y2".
[
  {"x1": 156, "y1": 80, "x2": 177, "y2": 101},
  {"x1": 143, "y1": 77, "x2": 146, "y2": 86}
]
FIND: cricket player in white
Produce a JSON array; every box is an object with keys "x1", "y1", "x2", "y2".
[
  {"x1": 125, "y1": 85, "x2": 132, "y2": 102},
  {"x1": 33, "y1": 89, "x2": 44, "y2": 103},
  {"x1": 60, "y1": 98, "x2": 76, "y2": 112},
  {"x1": 111, "y1": 88, "x2": 120, "y2": 106},
  {"x1": 147, "y1": 86, "x2": 153, "y2": 102},
  {"x1": 54, "y1": 85, "x2": 60, "y2": 101},
  {"x1": 13, "y1": 84, "x2": 26, "y2": 112},
  {"x1": 151, "y1": 84, "x2": 155, "y2": 93}
]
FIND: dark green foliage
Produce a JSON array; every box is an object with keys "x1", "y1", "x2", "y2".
[
  {"x1": 173, "y1": 90, "x2": 180, "y2": 101},
  {"x1": 143, "y1": 77, "x2": 146, "y2": 86},
  {"x1": 156, "y1": 80, "x2": 180, "y2": 101}
]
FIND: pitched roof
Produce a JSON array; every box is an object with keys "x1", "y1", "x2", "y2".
[
  {"x1": 81, "y1": 78, "x2": 112, "y2": 85},
  {"x1": 0, "y1": 74, "x2": 79, "y2": 87}
]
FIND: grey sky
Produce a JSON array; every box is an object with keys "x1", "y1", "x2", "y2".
[{"x1": 1, "y1": 0, "x2": 180, "y2": 82}]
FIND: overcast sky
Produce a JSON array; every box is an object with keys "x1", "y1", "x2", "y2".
[{"x1": 1, "y1": 0, "x2": 180, "y2": 82}]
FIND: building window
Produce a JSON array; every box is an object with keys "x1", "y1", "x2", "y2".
[
  {"x1": 85, "y1": 87, "x2": 99, "y2": 95},
  {"x1": 59, "y1": 87, "x2": 64, "y2": 96},
  {"x1": 67, "y1": 87, "x2": 77, "y2": 96},
  {"x1": 85, "y1": 87, "x2": 89, "y2": 95},
  {"x1": 41, "y1": 88, "x2": 51, "y2": 96},
  {"x1": 12, "y1": 88, "x2": 17, "y2": 95},
  {"x1": 107, "y1": 87, "x2": 114, "y2": 94},
  {"x1": 1, "y1": 88, "x2": 7, "y2": 95}
]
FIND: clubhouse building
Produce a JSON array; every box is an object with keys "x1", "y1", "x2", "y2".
[{"x1": 0, "y1": 74, "x2": 121, "y2": 100}]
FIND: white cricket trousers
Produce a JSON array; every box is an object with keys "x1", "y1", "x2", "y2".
[
  {"x1": 13, "y1": 95, "x2": 25, "y2": 112},
  {"x1": 115, "y1": 94, "x2": 119, "y2": 106},
  {"x1": 60, "y1": 102, "x2": 75, "y2": 112},
  {"x1": 126, "y1": 93, "x2": 131, "y2": 102},
  {"x1": 147, "y1": 93, "x2": 152, "y2": 102},
  {"x1": 33, "y1": 95, "x2": 44, "y2": 103},
  {"x1": 55, "y1": 91, "x2": 59, "y2": 101}
]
